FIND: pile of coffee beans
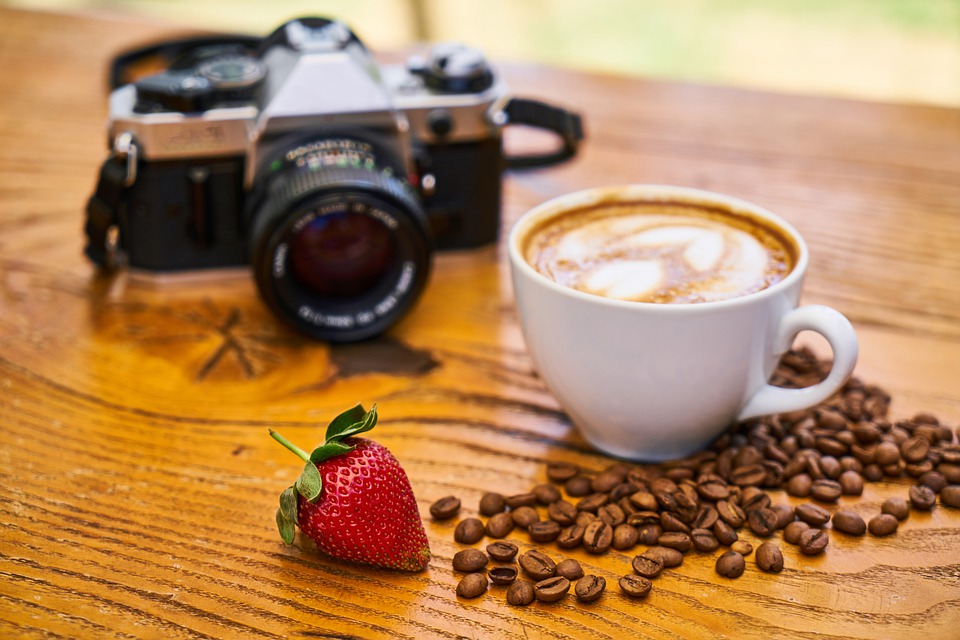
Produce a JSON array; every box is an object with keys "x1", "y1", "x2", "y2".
[{"x1": 431, "y1": 348, "x2": 960, "y2": 606}]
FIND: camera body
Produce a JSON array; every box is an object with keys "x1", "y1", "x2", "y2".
[{"x1": 86, "y1": 17, "x2": 583, "y2": 341}]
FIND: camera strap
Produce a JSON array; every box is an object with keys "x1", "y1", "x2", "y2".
[
  {"x1": 84, "y1": 133, "x2": 138, "y2": 268},
  {"x1": 501, "y1": 98, "x2": 584, "y2": 170}
]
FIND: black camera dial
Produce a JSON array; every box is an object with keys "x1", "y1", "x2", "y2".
[
  {"x1": 198, "y1": 55, "x2": 266, "y2": 90},
  {"x1": 410, "y1": 43, "x2": 494, "y2": 93}
]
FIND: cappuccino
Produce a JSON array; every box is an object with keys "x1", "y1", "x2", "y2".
[{"x1": 524, "y1": 201, "x2": 795, "y2": 303}]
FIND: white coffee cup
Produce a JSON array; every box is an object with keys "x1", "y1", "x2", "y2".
[{"x1": 508, "y1": 185, "x2": 859, "y2": 461}]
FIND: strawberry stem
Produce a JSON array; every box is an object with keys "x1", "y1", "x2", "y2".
[{"x1": 269, "y1": 429, "x2": 311, "y2": 463}]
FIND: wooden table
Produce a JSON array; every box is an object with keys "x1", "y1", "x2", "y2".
[{"x1": 2, "y1": 8, "x2": 959, "y2": 639}]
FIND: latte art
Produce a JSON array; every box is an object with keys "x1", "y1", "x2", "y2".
[{"x1": 525, "y1": 203, "x2": 794, "y2": 303}]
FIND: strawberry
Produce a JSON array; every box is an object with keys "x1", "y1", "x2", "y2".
[{"x1": 270, "y1": 404, "x2": 430, "y2": 571}]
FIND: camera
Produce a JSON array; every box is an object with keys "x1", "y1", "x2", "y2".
[{"x1": 85, "y1": 17, "x2": 583, "y2": 342}]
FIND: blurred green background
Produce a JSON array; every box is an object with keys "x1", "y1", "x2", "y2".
[{"x1": 6, "y1": 0, "x2": 959, "y2": 106}]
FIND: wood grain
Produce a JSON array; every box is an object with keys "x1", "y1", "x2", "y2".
[{"x1": 1, "y1": 7, "x2": 959, "y2": 639}]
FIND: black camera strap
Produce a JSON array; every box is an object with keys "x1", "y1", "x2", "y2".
[
  {"x1": 84, "y1": 134, "x2": 138, "y2": 268},
  {"x1": 501, "y1": 98, "x2": 584, "y2": 170}
]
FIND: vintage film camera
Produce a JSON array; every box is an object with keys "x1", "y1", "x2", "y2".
[{"x1": 85, "y1": 17, "x2": 583, "y2": 342}]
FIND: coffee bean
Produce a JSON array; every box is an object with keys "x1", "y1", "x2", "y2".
[
  {"x1": 713, "y1": 519, "x2": 739, "y2": 546},
  {"x1": 452, "y1": 549, "x2": 489, "y2": 573},
  {"x1": 486, "y1": 540, "x2": 519, "y2": 562},
  {"x1": 748, "y1": 508, "x2": 778, "y2": 537},
  {"x1": 575, "y1": 575, "x2": 606, "y2": 603},
  {"x1": 506, "y1": 580, "x2": 535, "y2": 606},
  {"x1": 455, "y1": 518, "x2": 485, "y2": 544},
  {"x1": 592, "y1": 471, "x2": 623, "y2": 494},
  {"x1": 430, "y1": 495, "x2": 461, "y2": 520},
  {"x1": 511, "y1": 505, "x2": 540, "y2": 529},
  {"x1": 909, "y1": 484, "x2": 937, "y2": 510},
  {"x1": 940, "y1": 464, "x2": 960, "y2": 484},
  {"x1": 489, "y1": 566, "x2": 518, "y2": 585},
  {"x1": 918, "y1": 471, "x2": 947, "y2": 494},
  {"x1": 532, "y1": 483, "x2": 561, "y2": 505},
  {"x1": 457, "y1": 572, "x2": 488, "y2": 598},
  {"x1": 629, "y1": 491, "x2": 659, "y2": 512},
  {"x1": 619, "y1": 575, "x2": 653, "y2": 598},
  {"x1": 557, "y1": 524, "x2": 586, "y2": 549},
  {"x1": 479, "y1": 492, "x2": 507, "y2": 516},
  {"x1": 799, "y1": 528, "x2": 829, "y2": 555},
  {"x1": 534, "y1": 576, "x2": 570, "y2": 603},
  {"x1": 697, "y1": 475, "x2": 730, "y2": 501},
  {"x1": 868, "y1": 513, "x2": 898, "y2": 536},
  {"x1": 547, "y1": 461, "x2": 580, "y2": 483},
  {"x1": 901, "y1": 436, "x2": 930, "y2": 463},
  {"x1": 811, "y1": 479, "x2": 843, "y2": 503},
  {"x1": 796, "y1": 503, "x2": 831, "y2": 526},
  {"x1": 528, "y1": 519, "x2": 562, "y2": 542},
  {"x1": 506, "y1": 493, "x2": 538, "y2": 509},
  {"x1": 716, "y1": 551, "x2": 746, "y2": 578},
  {"x1": 577, "y1": 493, "x2": 610, "y2": 513},
  {"x1": 863, "y1": 464, "x2": 884, "y2": 482},
  {"x1": 643, "y1": 546, "x2": 683, "y2": 568},
  {"x1": 838, "y1": 470, "x2": 864, "y2": 496},
  {"x1": 613, "y1": 523, "x2": 639, "y2": 550},
  {"x1": 519, "y1": 549, "x2": 556, "y2": 580},
  {"x1": 583, "y1": 520, "x2": 614, "y2": 554},
  {"x1": 731, "y1": 464, "x2": 767, "y2": 487},
  {"x1": 555, "y1": 558, "x2": 584, "y2": 581},
  {"x1": 575, "y1": 511, "x2": 597, "y2": 527},
  {"x1": 660, "y1": 512, "x2": 691, "y2": 534},
  {"x1": 486, "y1": 512, "x2": 515, "y2": 538},
  {"x1": 565, "y1": 476, "x2": 593, "y2": 497},
  {"x1": 547, "y1": 500, "x2": 578, "y2": 525},
  {"x1": 692, "y1": 505, "x2": 719, "y2": 530},
  {"x1": 941, "y1": 485, "x2": 960, "y2": 508},
  {"x1": 598, "y1": 503, "x2": 626, "y2": 527},
  {"x1": 741, "y1": 487, "x2": 772, "y2": 512},
  {"x1": 881, "y1": 496, "x2": 910, "y2": 520},
  {"x1": 631, "y1": 554, "x2": 665, "y2": 579},
  {"x1": 832, "y1": 510, "x2": 866, "y2": 536},
  {"x1": 786, "y1": 473, "x2": 813, "y2": 497},
  {"x1": 637, "y1": 523, "x2": 663, "y2": 545},
  {"x1": 771, "y1": 504, "x2": 796, "y2": 529},
  {"x1": 756, "y1": 542, "x2": 784, "y2": 573},
  {"x1": 658, "y1": 531, "x2": 693, "y2": 552},
  {"x1": 717, "y1": 500, "x2": 746, "y2": 528},
  {"x1": 730, "y1": 540, "x2": 753, "y2": 556},
  {"x1": 783, "y1": 521, "x2": 811, "y2": 545},
  {"x1": 691, "y1": 528, "x2": 720, "y2": 552},
  {"x1": 875, "y1": 441, "x2": 901, "y2": 466}
]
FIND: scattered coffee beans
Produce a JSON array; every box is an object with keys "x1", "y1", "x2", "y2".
[
  {"x1": 716, "y1": 551, "x2": 746, "y2": 578},
  {"x1": 756, "y1": 542, "x2": 784, "y2": 572},
  {"x1": 441, "y1": 349, "x2": 960, "y2": 607},
  {"x1": 575, "y1": 575, "x2": 606, "y2": 603},
  {"x1": 430, "y1": 496, "x2": 461, "y2": 520},
  {"x1": 457, "y1": 573, "x2": 488, "y2": 599},
  {"x1": 506, "y1": 580, "x2": 535, "y2": 606},
  {"x1": 619, "y1": 575, "x2": 652, "y2": 598}
]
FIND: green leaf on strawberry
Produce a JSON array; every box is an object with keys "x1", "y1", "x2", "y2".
[{"x1": 269, "y1": 403, "x2": 431, "y2": 572}]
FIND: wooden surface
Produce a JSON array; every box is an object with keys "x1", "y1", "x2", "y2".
[{"x1": 2, "y1": 8, "x2": 960, "y2": 640}]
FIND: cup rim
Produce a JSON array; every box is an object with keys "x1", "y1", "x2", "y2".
[{"x1": 508, "y1": 184, "x2": 809, "y2": 313}]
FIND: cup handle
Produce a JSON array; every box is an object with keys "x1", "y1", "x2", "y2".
[{"x1": 737, "y1": 305, "x2": 859, "y2": 422}]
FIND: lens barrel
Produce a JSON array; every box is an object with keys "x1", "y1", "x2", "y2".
[{"x1": 250, "y1": 140, "x2": 432, "y2": 342}]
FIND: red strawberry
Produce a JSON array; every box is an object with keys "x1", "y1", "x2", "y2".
[{"x1": 271, "y1": 404, "x2": 430, "y2": 571}]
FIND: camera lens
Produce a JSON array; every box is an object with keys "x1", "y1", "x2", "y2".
[
  {"x1": 250, "y1": 137, "x2": 432, "y2": 343},
  {"x1": 289, "y1": 212, "x2": 396, "y2": 298}
]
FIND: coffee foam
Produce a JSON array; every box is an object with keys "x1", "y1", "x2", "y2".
[{"x1": 525, "y1": 202, "x2": 794, "y2": 304}]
